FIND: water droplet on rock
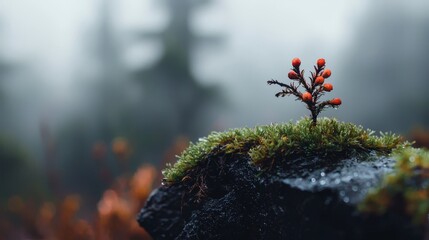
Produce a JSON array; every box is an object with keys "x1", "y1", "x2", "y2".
[
  {"x1": 320, "y1": 180, "x2": 326, "y2": 185},
  {"x1": 311, "y1": 178, "x2": 316, "y2": 183},
  {"x1": 320, "y1": 172, "x2": 326, "y2": 177},
  {"x1": 343, "y1": 197, "x2": 350, "y2": 203}
]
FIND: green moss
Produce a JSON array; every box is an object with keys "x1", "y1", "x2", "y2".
[
  {"x1": 163, "y1": 118, "x2": 406, "y2": 183},
  {"x1": 359, "y1": 148, "x2": 429, "y2": 224}
]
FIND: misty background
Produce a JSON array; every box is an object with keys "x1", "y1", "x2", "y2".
[{"x1": 0, "y1": 0, "x2": 428, "y2": 207}]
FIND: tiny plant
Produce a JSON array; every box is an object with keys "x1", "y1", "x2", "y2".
[{"x1": 268, "y1": 58, "x2": 342, "y2": 125}]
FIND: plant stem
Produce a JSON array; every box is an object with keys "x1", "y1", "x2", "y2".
[{"x1": 310, "y1": 105, "x2": 317, "y2": 125}]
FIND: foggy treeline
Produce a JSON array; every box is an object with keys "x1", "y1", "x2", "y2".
[
  {"x1": 0, "y1": 0, "x2": 428, "y2": 210},
  {"x1": 340, "y1": 0, "x2": 429, "y2": 132}
]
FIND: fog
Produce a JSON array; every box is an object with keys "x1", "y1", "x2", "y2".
[{"x1": 0, "y1": 0, "x2": 428, "y2": 204}]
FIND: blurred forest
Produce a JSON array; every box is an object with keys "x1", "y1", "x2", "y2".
[
  {"x1": 0, "y1": 0, "x2": 222, "y2": 238},
  {"x1": 0, "y1": 0, "x2": 428, "y2": 239}
]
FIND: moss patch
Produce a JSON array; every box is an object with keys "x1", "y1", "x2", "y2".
[
  {"x1": 163, "y1": 118, "x2": 406, "y2": 183},
  {"x1": 359, "y1": 147, "x2": 429, "y2": 224}
]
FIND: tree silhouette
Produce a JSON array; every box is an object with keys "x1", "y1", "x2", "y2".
[{"x1": 133, "y1": 0, "x2": 223, "y2": 159}]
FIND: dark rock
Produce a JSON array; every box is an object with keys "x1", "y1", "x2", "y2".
[
  {"x1": 137, "y1": 185, "x2": 185, "y2": 239},
  {"x1": 138, "y1": 153, "x2": 425, "y2": 240}
]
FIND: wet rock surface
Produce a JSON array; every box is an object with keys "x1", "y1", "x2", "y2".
[{"x1": 138, "y1": 154, "x2": 424, "y2": 240}]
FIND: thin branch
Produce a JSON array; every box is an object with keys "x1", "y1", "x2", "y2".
[{"x1": 267, "y1": 79, "x2": 288, "y2": 88}]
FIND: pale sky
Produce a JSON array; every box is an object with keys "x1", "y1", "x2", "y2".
[
  {"x1": 0, "y1": 0, "x2": 371, "y2": 127},
  {"x1": 0, "y1": 0, "x2": 368, "y2": 80}
]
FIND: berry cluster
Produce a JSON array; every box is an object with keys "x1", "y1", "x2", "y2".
[{"x1": 268, "y1": 58, "x2": 342, "y2": 125}]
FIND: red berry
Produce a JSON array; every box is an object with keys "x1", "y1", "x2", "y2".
[
  {"x1": 322, "y1": 69, "x2": 331, "y2": 78},
  {"x1": 330, "y1": 98, "x2": 342, "y2": 105},
  {"x1": 315, "y1": 76, "x2": 324, "y2": 85},
  {"x1": 288, "y1": 71, "x2": 299, "y2": 79},
  {"x1": 302, "y1": 92, "x2": 312, "y2": 102},
  {"x1": 292, "y1": 58, "x2": 301, "y2": 68},
  {"x1": 323, "y1": 83, "x2": 333, "y2": 92},
  {"x1": 317, "y1": 58, "x2": 326, "y2": 68}
]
